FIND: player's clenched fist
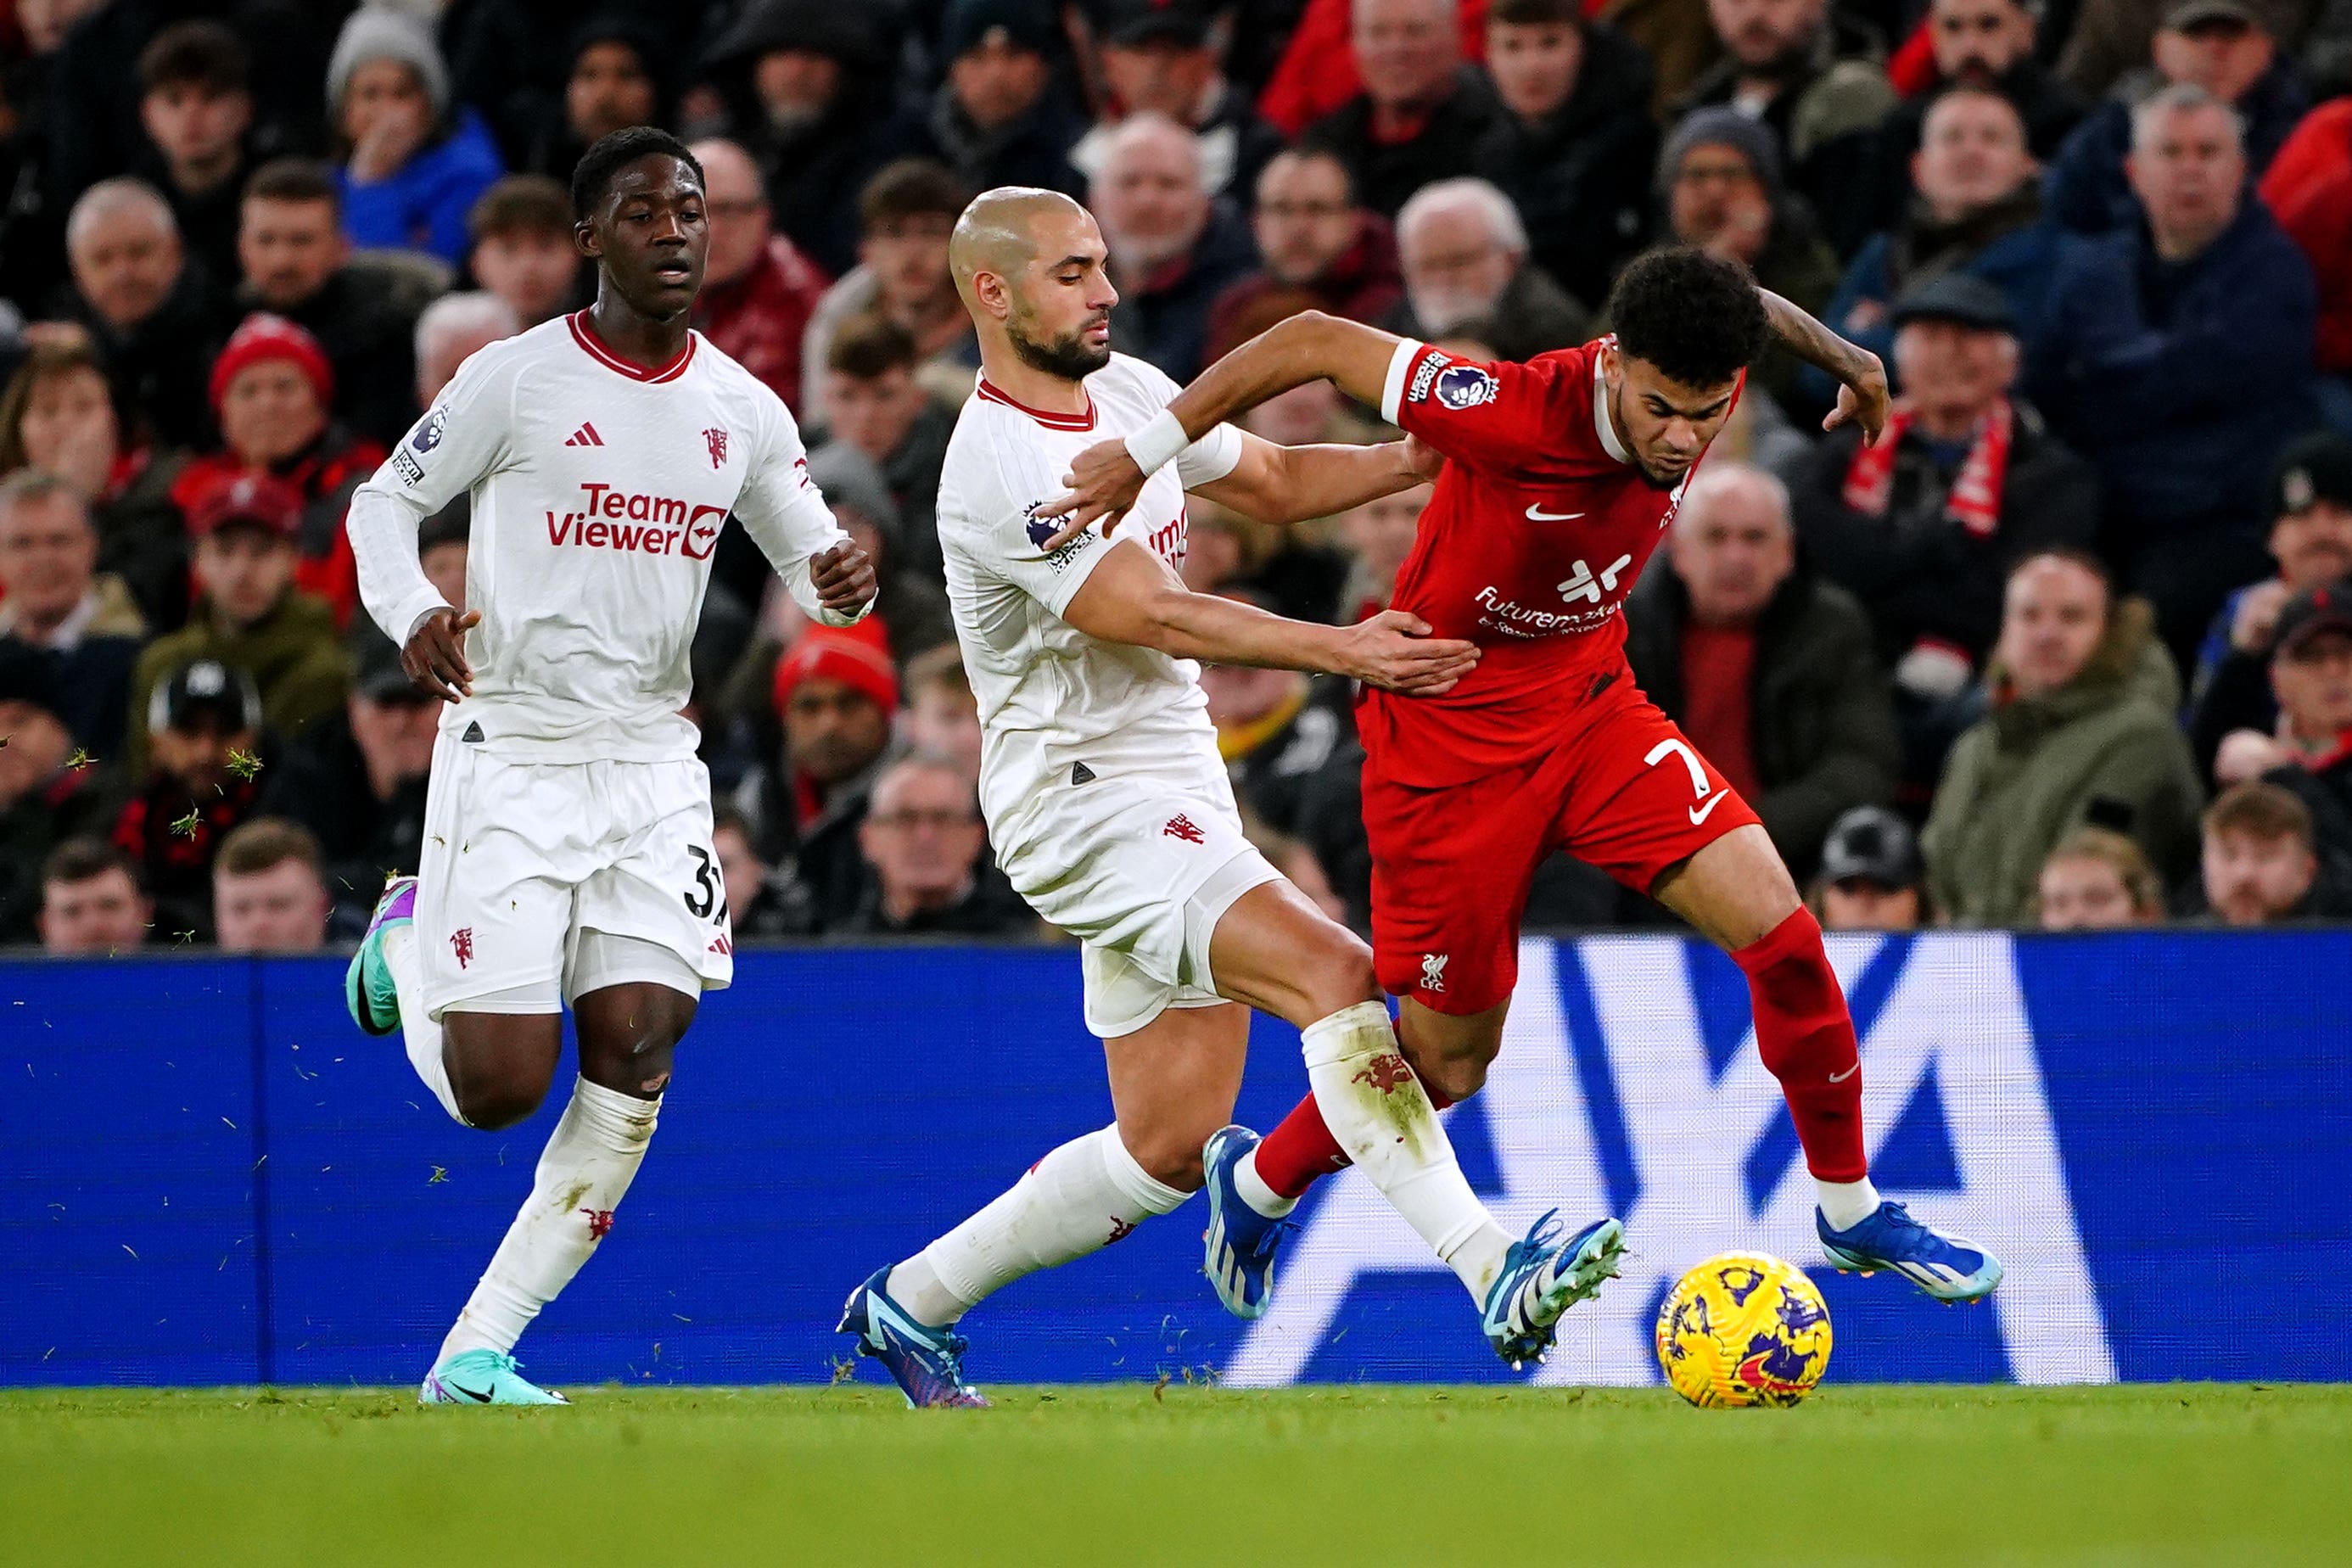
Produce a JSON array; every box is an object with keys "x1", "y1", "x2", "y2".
[
  {"x1": 1336, "y1": 610, "x2": 1480, "y2": 696},
  {"x1": 810, "y1": 540, "x2": 879, "y2": 618},
  {"x1": 1037, "y1": 439, "x2": 1147, "y2": 547},
  {"x1": 403, "y1": 607, "x2": 480, "y2": 703}
]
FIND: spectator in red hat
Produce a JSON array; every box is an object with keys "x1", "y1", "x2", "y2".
[
  {"x1": 171, "y1": 312, "x2": 386, "y2": 629},
  {"x1": 126, "y1": 468, "x2": 349, "y2": 777},
  {"x1": 734, "y1": 616, "x2": 901, "y2": 929}
]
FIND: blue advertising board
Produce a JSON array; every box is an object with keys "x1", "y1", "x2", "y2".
[{"x1": 3, "y1": 931, "x2": 2348, "y2": 1387}]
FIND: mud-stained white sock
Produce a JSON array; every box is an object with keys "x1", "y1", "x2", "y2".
[
  {"x1": 437, "y1": 1077, "x2": 659, "y2": 1361},
  {"x1": 1817, "y1": 1176, "x2": 1884, "y2": 1232},
  {"x1": 383, "y1": 924, "x2": 462, "y2": 1124},
  {"x1": 1302, "y1": 1000, "x2": 1511, "y2": 1300},
  {"x1": 888, "y1": 1126, "x2": 1189, "y2": 1327}
]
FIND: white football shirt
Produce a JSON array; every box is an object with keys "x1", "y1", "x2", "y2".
[
  {"x1": 348, "y1": 311, "x2": 857, "y2": 764},
  {"x1": 935, "y1": 353, "x2": 1243, "y2": 835}
]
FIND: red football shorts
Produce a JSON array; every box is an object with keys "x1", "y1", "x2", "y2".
[{"x1": 1364, "y1": 672, "x2": 1761, "y2": 1016}]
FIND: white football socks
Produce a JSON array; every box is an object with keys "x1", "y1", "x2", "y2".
[
  {"x1": 1817, "y1": 1176, "x2": 1884, "y2": 1232},
  {"x1": 1234, "y1": 1149, "x2": 1297, "y2": 1218},
  {"x1": 437, "y1": 1075, "x2": 659, "y2": 1362},
  {"x1": 381, "y1": 923, "x2": 463, "y2": 1124},
  {"x1": 1302, "y1": 1000, "x2": 1511, "y2": 1300},
  {"x1": 886, "y1": 1125, "x2": 1190, "y2": 1328}
]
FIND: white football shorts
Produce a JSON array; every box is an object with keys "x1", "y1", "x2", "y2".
[
  {"x1": 413, "y1": 730, "x2": 733, "y2": 1019},
  {"x1": 997, "y1": 759, "x2": 1279, "y2": 1039}
]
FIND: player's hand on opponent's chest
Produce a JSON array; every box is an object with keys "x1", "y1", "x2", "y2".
[
  {"x1": 1036, "y1": 440, "x2": 1147, "y2": 549},
  {"x1": 811, "y1": 540, "x2": 879, "y2": 619},
  {"x1": 404, "y1": 608, "x2": 482, "y2": 703},
  {"x1": 1338, "y1": 610, "x2": 1481, "y2": 697}
]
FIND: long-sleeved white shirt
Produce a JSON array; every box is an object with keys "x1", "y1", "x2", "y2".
[{"x1": 349, "y1": 311, "x2": 857, "y2": 764}]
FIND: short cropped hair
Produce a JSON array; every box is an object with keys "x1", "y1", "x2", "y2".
[
  {"x1": 1604, "y1": 247, "x2": 1770, "y2": 390},
  {"x1": 245, "y1": 158, "x2": 340, "y2": 216},
  {"x1": 2043, "y1": 827, "x2": 2164, "y2": 916},
  {"x1": 139, "y1": 20, "x2": 249, "y2": 96},
  {"x1": 1490, "y1": 0, "x2": 1582, "y2": 25},
  {"x1": 904, "y1": 642, "x2": 973, "y2": 704},
  {"x1": 1396, "y1": 177, "x2": 1527, "y2": 256},
  {"x1": 826, "y1": 311, "x2": 919, "y2": 379},
  {"x1": 570, "y1": 126, "x2": 703, "y2": 221},
  {"x1": 2131, "y1": 81, "x2": 2244, "y2": 155},
  {"x1": 42, "y1": 837, "x2": 142, "y2": 892},
  {"x1": 858, "y1": 159, "x2": 966, "y2": 232},
  {"x1": 65, "y1": 178, "x2": 176, "y2": 252},
  {"x1": 469, "y1": 174, "x2": 573, "y2": 244},
  {"x1": 2204, "y1": 781, "x2": 2316, "y2": 851},
  {"x1": 215, "y1": 818, "x2": 323, "y2": 879}
]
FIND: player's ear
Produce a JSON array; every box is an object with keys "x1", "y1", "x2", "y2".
[{"x1": 574, "y1": 218, "x2": 600, "y2": 260}]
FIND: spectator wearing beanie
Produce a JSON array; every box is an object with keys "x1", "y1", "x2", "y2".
[
  {"x1": 524, "y1": 16, "x2": 673, "y2": 183},
  {"x1": 326, "y1": 8, "x2": 506, "y2": 266},
  {"x1": 893, "y1": 0, "x2": 1090, "y2": 200},
  {"x1": 0, "y1": 647, "x2": 124, "y2": 944},
  {"x1": 172, "y1": 313, "x2": 386, "y2": 629}
]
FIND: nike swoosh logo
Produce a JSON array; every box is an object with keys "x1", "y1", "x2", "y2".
[
  {"x1": 448, "y1": 1380, "x2": 493, "y2": 1403},
  {"x1": 1525, "y1": 504, "x2": 1586, "y2": 521},
  {"x1": 1688, "y1": 792, "x2": 1728, "y2": 826},
  {"x1": 1828, "y1": 1064, "x2": 1859, "y2": 1084}
]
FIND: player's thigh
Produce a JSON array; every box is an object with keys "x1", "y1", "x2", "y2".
[
  {"x1": 413, "y1": 738, "x2": 579, "y2": 1021},
  {"x1": 571, "y1": 759, "x2": 735, "y2": 1003},
  {"x1": 1364, "y1": 759, "x2": 1552, "y2": 1018},
  {"x1": 1101, "y1": 1000, "x2": 1252, "y2": 1190},
  {"x1": 1204, "y1": 876, "x2": 1379, "y2": 1028},
  {"x1": 1649, "y1": 823, "x2": 1802, "y2": 953}
]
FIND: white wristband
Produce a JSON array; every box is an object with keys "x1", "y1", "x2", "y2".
[{"x1": 1124, "y1": 408, "x2": 1190, "y2": 476}]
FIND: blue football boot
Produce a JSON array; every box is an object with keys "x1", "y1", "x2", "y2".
[
  {"x1": 344, "y1": 875, "x2": 415, "y2": 1037},
  {"x1": 1201, "y1": 1125, "x2": 1296, "y2": 1320},
  {"x1": 1818, "y1": 1201, "x2": 2003, "y2": 1303},
  {"x1": 838, "y1": 1267, "x2": 989, "y2": 1408},
  {"x1": 1481, "y1": 1211, "x2": 1626, "y2": 1369},
  {"x1": 419, "y1": 1348, "x2": 568, "y2": 1405}
]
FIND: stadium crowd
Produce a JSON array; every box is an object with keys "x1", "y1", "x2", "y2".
[{"x1": 3, "y1": 0, "x2": 2351, "y2": 955}]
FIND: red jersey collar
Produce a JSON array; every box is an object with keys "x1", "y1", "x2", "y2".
[
  {"x1": 568, "y1": 311, "x2": 697, "y2": 384},
  {"x1": 977, "y1": 376, "x2": 1095, "y2": 431}
]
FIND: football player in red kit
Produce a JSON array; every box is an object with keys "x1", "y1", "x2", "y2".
[{"x1": 1040, "y1": 248, "x2": 2003, "y2": 1323}]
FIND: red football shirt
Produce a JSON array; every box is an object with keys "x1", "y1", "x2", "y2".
[{"x1": 1362, "y1": 338, "x2": 1726, "y2": 787}]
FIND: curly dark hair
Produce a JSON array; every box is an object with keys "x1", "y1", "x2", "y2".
[
  {"x1": 1604, "y1": 247, "x2": 1769, "y2": 389},
  {"x1": 569, "y1": 127, "x2": 703, "y2": 221}
]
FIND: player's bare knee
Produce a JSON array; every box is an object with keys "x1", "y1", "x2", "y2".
[
  {"x1": 1301, "y1": 935, "x2": 1380, "y2": 1021},
  {"x1": 1120, "y1": 1121, "x2": 1212, "y2": 1191},
  {"x1": 1420, "y1": 1050, "x2": 1492, "y2": 1104},
  {"x1": 452, "y1": 1073, "x2": 547, "y2": 1132}
]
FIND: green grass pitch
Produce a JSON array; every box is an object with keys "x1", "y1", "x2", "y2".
[{"x1": 5, "y1": 1384, "x2": 2349, "y2": 1565}]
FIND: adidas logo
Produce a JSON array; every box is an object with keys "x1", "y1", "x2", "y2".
[{"x1": 563, "y1": 422, "x2": 604, "y2": 447}]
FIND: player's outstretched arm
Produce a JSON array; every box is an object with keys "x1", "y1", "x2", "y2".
[
  {"x1": 1037, "y1": 311, "x2": 1408, "y2": 537},
  {"x1": 1188, "y1": 430, "x2": 1442, "y2": 528},
  {"x1": 1759, "y1": 289, "x2": 1891, "y2": 443},
  {"x1": 1061, "y1": 538, "x2": 1478, "y2": 695}
]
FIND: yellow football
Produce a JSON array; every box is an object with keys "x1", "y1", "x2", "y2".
[{"x1": 1655, "y1": 1252, "x2": 1833, "y2": 1408}]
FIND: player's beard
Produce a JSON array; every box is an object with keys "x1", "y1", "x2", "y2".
[{"x1": 1007, "y1": 307, "x2": 1112, "y2": 382}]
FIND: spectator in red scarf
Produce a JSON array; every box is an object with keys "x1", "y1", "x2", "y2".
[
  {"x1": 172, "y1": 312, "x2": 385, "y2": 628},
  {"x1": 690, "y1": 137, "x2": 831, "y2": 415},
  {"x1": 1787, "y1": 273, "x2": 2101, "y2": 791}
]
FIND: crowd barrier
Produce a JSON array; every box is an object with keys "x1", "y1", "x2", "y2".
[{"x1": 6, "y1": 930, "x2": 2348, "y2": 1387}]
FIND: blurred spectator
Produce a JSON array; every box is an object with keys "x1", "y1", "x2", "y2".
[
  {"x1": 0, "y1": 337, "x2": 189, "y2": 632},
  {"x1": 801, "y1": 160, "x2": 977, "y2": 417},
  {"x1": 737, "y1": 619, "x2": 902, "y2": 927},
  {"x1": 1207, "y1": 653, "x2": 1355, "y2": 834},
  {"x1": 62, "y1": 177, "x2": 227, "y2": 450},
  {"x1": 2060, "y1": 0, "x2": 2317, "y2": 101},
  {"x1": 1923, "y1": 550, "x2": 2204, "y2": 924},
  {"x1": 440, "y1": 2, "x2": 697, "y2": 182},
  {"x1": 522, "y1": 16, "x2": 668, "y2": 182},
  {"x1": 413, "y1": 293, "x2": 522, "y2": 411},
  {"x1": 1299, "y1": 0, "x2": 1498, "y2": 219},
  {"x1": 1206, "y1": 148, "x2": 1403, "y2": 359},
  {"x1": 2209, "y1": 585, "x2": 2352, "y2": 869},
  {"x1": 897, "y1": 0, "x2": 1089, "y2": 200},
  {"x1": 36, "y1": 837, "x2": 151, "y2": 956},
  {"x1": 465, "y1": 175, "x2": 581, "y2": 328},
  {"x1": 1656, "y1": 109, "x2": 1841, "y2": 413},
  {"x1": 1091, "y1": 115, "x2": 1256, "y2": 381},
  {"x1": 259, "y1": 637, "x2": 435, "y2": 941},
  {"x1": 900, "y1": 644, "x2": 984, "y2": 787},
  {"x1": 172, "y1": 314, "x2": 385, "y2": 627},
  {"x1": 689, "y1": 139, "x2": 830, "y2": 415},
  {"x1": 112, "y1": 656, "x2": 267, "y2": 941},
  {"x1": 2189, "y1": 434, "x2": 2352, "y2": 759},
  {"x1": 1670, "y1": 0, "x2": 1898, "y2": 224},
  {"x1": 1475, "y1": 0, "x2": 1658, "y2": 309},
  {"x1": 1382, "y1": 178, "x2": 1589, "y2": 360},
  {"x1": 134, "y1": 21, "x2": 258, "y2": 292},
  {"x1": 816, "y1": 314, "x2": 956, "y2": 570},
  {"x1": 697, "y1": 0, "x2": 896, "y2": 277},
  {"x1": 1336, "y1": 481, "x2": 1428, "y2": 623},
  {"x1": 210, "y1": 815, "x2": 330, "y2": 953},
  {"x1": 237, "y1": 159, "x2": 426, "y2": 449},
  {"x1": 0, "y1": 652, "x2": 120, "y2": 941},
  {"x1": 1623, "y1": 464, "x2": 1899, "y2": 883},
  {"x1": 838, "y1": 751, "x2": 1029, "y2": 935},
  {"x1": 804, "y1": 443, "x2": 955, "y2": 663},
  {"x1": 1068, "y1": 0, "x2": 1285, "y2": 200},
  {"x1": 2033, "y1": 825, "x2": 2168, "y2": 926},
  {"x1": 126, "y1": 473, "x2": 347, "y2": 779},
  {"x1": 1787, "y1": 274, "x2": 2101, "y2": 788},
  {"x1": 2048, "y1": 0, "x2": 2311, "y2": 235},
  {"x1": 1817, "y1": 87, "x2": 2069, "y2": 389},
  {"x1": 0, "y1": 471, "x2": 144, "y2": 754},
  {"x1": 2193, "y1": 778, "x2": 2329, "y2": 921},
  {"x1": 1810, "y1": 804, "x2": 1929, "y2": 930},
  {"x1": 1851, "y1": 0, "x2": 2086, "y2": 248},
  {"x1": 324, "y1": 8, "x2": 505, "y2": 267},
  {"x1": 2034, "y1": 85, "x2": 2320, "y2": 666},
  {"x1": 2261, "y1": 95, "x2": 2352, "y2": 427}
]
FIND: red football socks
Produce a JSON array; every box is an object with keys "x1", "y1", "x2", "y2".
[
  {"x1": 1253, "y1": 1078, "x2": 1458, "y2": 1200},
  {"x1": 1733, "y1": 906, "x2": 1868, "y2": 1183}
]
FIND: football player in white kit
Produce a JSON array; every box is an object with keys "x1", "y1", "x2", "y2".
[
  {"x1": 341, "y1": 128, "x2": 876, "y2": 1406},
  {"x1": 837, "y1": 187, "x2": 1625, "y2": 1407}
]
